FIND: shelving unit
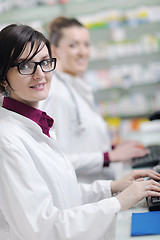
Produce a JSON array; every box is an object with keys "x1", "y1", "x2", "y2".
[
  {"x1": 77, "y1": 1, "x2": 160, "y2": 121},
  {"x1": 0, "y1": 3, "x2": 61, "y2": 25},
  {"x1": 94, "y1": 81, "x2": 160, "y2": 102},
  {"x1": 89, "y1": 52, "x2": 160, "y2": 69},
  {"x1": 62, "y1": 0, "x2": 160, "y2": 15},
  {"x1": 89, "y1": 22, "x2": 160, "y2": 43}
]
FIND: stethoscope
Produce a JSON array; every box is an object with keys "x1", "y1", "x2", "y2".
[{"x1": 55, "y1": 72, "x2": 85, "y2": 132}]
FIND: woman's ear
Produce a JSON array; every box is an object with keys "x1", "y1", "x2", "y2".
[
  {"x1": 2, "y1": 78, "x2": 8, "y2": 88},
  {"x1": 1, "y1": 78, "x2": 11, "y2": 97}
]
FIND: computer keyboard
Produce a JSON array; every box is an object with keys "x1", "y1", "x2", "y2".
[
  {"x1": 132, "y1": 145, "x2": 160, "y2": 168},
  {"x1": 147, "y1": 194, "x2": 160, "y2": 211},
  {"x1": 146, "y1": 167, "x2": 160, "y2": 211}
]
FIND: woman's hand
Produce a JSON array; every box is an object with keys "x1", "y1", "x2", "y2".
[
  {"x1": 115, "y1": 179, "x2": 160, "y2": 210},
  {"x1": 109, "y1": 141, "x2": 149, "y2": 162},
  {"x1": 111, "y1": 169, "x2": 160, "y2": 194}
]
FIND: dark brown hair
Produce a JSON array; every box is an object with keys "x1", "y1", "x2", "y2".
[{"x1": 0, "y1": 24, "x2": 52, "y2": 93}]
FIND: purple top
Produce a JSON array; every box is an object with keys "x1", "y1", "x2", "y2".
[{"x1": 2, "y1": 97, "x2": 53, "y2": 137}]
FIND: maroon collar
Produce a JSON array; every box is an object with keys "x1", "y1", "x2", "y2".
[{"x1": 2, "y1": 97, "x2": 54, "y2": 137}]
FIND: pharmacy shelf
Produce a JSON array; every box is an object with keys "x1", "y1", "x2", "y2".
[
  {"x1": 0, "y1": 4, "x2": 61, "y2": 25},
  {"x1": 105, "y1": 112, "x2": 154, "y2": 119},
  {"x1": 63, "y1": 0, "x2": 160, "y2": 16},
  {"x1": 0, "y1": 0, "x2": 160, "y2": 25},
  {"x1": 89, "y1": 22, "x2": 160, "y2": 43},
  {"x1": 89, "y1": 52, "x2": 160, "y2": 69},
  {"x1": 94, "y1": 81, "x2": 160, "y2": 102}
]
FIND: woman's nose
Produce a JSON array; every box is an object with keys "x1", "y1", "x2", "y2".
[
  {"x1": 78, "y1": 45, "x2": 90, "y2": 55},
  {"x1": 33, "y1": 65, "x2": 45, "y2": 78}
]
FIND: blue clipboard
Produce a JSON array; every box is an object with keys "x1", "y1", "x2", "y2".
[{"x1": 131, "y1": 211, "x2": 160, "y2": 236}]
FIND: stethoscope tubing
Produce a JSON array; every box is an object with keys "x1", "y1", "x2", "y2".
[{"x1": 55, "y1": 72, "x2": 85, "y2": 131}]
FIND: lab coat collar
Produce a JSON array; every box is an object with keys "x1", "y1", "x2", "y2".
[
  {"x1": 2, "y1": 97, "x2": 54, "y2": 137},
  {"x1": 55, "y1": 71, "x2": 95, "y2": 107}
]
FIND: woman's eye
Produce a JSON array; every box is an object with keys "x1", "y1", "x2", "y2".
[
  {"x1": 19, "y1": 63, "x2": 32, "y2": 70},
  {"x1": 42, "y1": 60, "x2": 48, "y2": 66},
  {"x1": 70, "y1": 43, "x2": 77, "y2": 48},
  {"x1": 85, "y1": 42, "x2": 90, "y2": 47}
]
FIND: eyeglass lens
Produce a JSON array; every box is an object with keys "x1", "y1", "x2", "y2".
[{"x1": 18, "y1": 58, "x2": 56, "y2": 75}]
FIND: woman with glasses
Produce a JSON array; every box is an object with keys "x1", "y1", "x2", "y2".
[
  {"x1": 39, "y1": 16, "x2": 149, "y2": 183},
  {"x1": 0, "y1": 23, "x2": 160, "y2": 240}
]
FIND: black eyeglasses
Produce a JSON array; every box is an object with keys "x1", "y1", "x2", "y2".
[{"x1": 12, "y1": 58, "x2": 56, "y2": 75}]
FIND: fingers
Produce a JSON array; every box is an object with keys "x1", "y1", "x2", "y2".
[
  {"x1": 116, "y1": 180, "x2": 160, "y2": 211},
  {"x1": 134, "y1": 147, "x2": 150, "y2": 157},
  {"x1": 145, "y1": 179, "x2": 160, "y2": 188},
  {"x1": 147, "y1": 170, "x2": 160, "y2": 181},
  {"x1": 117, "y1": 179, "x2": 160, "y2": 210},
  {"x1": 132, "y1": 169, "x2": 160, "y2": 181},
  {"x1": 145, "y1": 185, "x2": 160, "y2": 193},
  {"x1": 136, "y1": 179, "x2": 159, "y2": 189},
  {"x1": 144, "y1": 179, "x2": 160, "y2": 197},
  {"x1": 134, "y1": 178, "x2": 144, "y2": 182}
]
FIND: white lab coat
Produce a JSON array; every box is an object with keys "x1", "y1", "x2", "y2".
[
  {"x1": 0, "y1": 107, "x2": 120, "y2": 240},
  {"x1": 40, "y1": 71, "x2": 114, "y2": 183}
]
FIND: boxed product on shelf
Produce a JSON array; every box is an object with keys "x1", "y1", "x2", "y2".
[
  {"x1": 90, "y1": 34, "x2": 160, "y2": 61},
  {"x1": 84, "y1": 61, "x2": 160, "y2": 92},
  {"x1": 79, "y1": 6, "x2": 160, "y2": 29}
]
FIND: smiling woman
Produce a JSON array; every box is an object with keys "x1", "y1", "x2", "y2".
[
  {"x1": 39, "y1": 16, "x2": 150, "y2": 184},
  {"x1": 0, "y1": 27, "x2": 55, "y2": 107},
  {"x1": 49, "y1": 16, "x2": 90, "y2": 76}
]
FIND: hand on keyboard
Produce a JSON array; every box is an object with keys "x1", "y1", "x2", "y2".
[
  {"x1": 146, "y1": 166, "x2": 160, "y2": 211},
  {"x1": 132, "y1": 145, "x2": 160, "y2": 168}
]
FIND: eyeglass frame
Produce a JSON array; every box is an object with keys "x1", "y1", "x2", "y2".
[{"x1": 11, "y1": 57, "x2": 57, "y2": 75}]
